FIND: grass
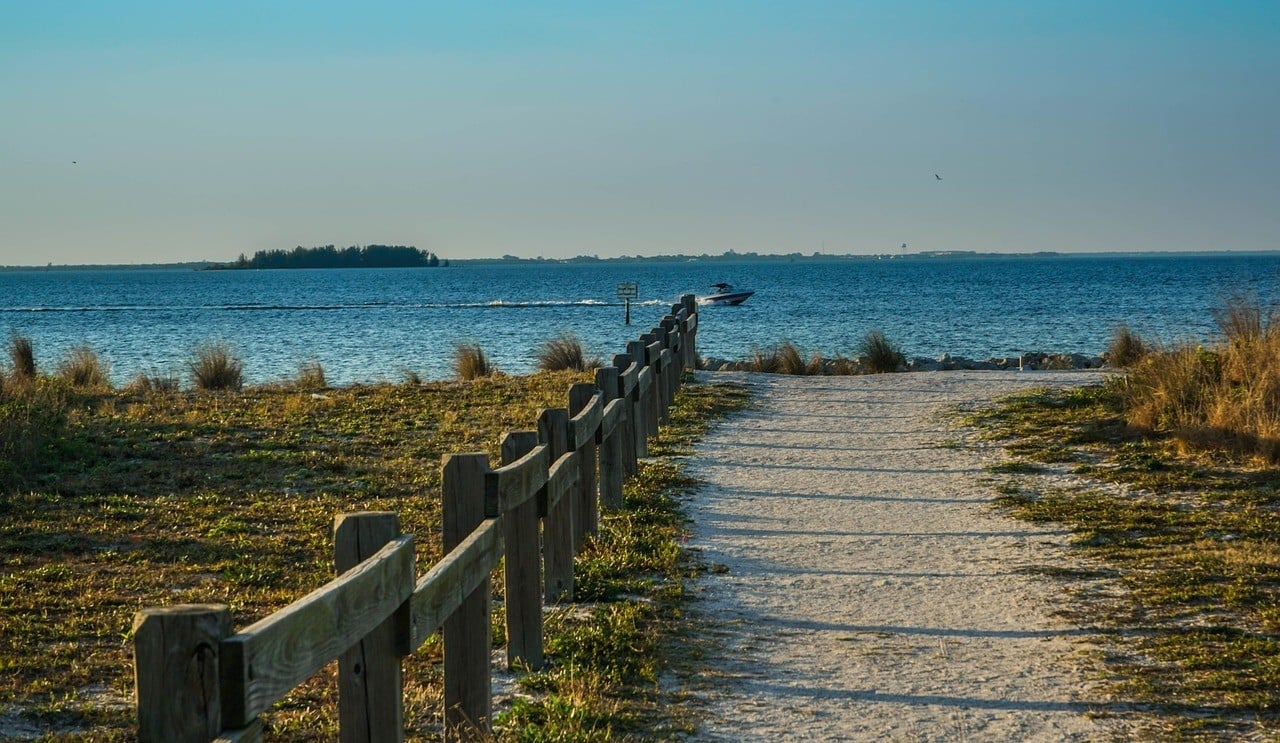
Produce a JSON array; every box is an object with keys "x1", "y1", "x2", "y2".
[
  {"x1": 188, "y1": 340, "x2": 244, "y2": 391},
  {"x1": 494, "y1": 377, "x2": 751, "y2": 740},
  {"x1": 1123, "y1": 294, "x2": 1280, "y2": 462},
  {"x1": 1106, "y1": 323, "x2": 1149, "y2": 368},
  {"x1": 970, "y1": 379, "x2": 1280, "y2": 738},
  {"x1": 55, "y1": 344, "x2": 111, "y2": 390},
  {"x1": 453, "y1": 340, "x2": 496, "y2": 380},
  {"x1": 294, "y1": 359, "x2": 327, "y2": 391},
  {"x1": 0, "y1": 368, "x2": 750, "y2": 740},
  {"x1": 857, "y1": 329, "x2": 904, "y2": 374},
  {"x1": 535, "y1": 332, "x2": 603, "y2": 372},
  {"x1": 744, "y1": 341, "x2": 857, "y2": 376},
  {"x1": 0, "y1": 377, "x2": 70, "y2": 492},
  {"x1": 9, "y1": 334, "x2": 37, "y2": 380}
]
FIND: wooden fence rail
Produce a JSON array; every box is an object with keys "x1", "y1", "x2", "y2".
[{"x1": 132, "y1": 295, "x2": 701, "y2": 742}]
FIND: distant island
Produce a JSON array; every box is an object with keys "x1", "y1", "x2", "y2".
[{"x1": 209, "y1": 244, "x2": 444, "y2": 270}]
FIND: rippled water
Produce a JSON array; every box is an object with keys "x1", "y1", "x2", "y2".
[{"x1": 2, "y1": 254, "x2": 1278, "y2": 385}]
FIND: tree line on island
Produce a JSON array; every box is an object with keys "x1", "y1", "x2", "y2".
[{"x1": 212, "y1": 244, "x2": 445, "y2": 270}]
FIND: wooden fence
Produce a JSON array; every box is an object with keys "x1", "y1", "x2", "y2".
[{"x1": 131, "y1": 295, "x2": 701, "y2": 742}]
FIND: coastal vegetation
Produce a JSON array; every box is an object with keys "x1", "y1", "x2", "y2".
[
  {"x1": 534, "y1": 332, "x2": 603, "y2": 372},
  {"x1": 188, "y1": 340, "x2": 245, "y2": 391},
  {"x1": 0, "y1": 352, "x2": 751, "y2": 738},
  {"x1": 857, "y1": 329, "x2": 907, "y2": 374},
  {"x1": 970, "y1": 297, "x2": 1280, "y2": 738},
  {"x1": 730, "y1": 335, "x2": 908, "y2": 376},
  {"x1": 452, "y1": 340, "x2": 496, "y2": 380},
  {"x1": 215, "y1": 244, "x2": 442, "y2": 270}
]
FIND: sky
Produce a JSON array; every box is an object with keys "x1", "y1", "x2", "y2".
[{"x1": 1, "y1": 1, "x2": 1277, "y2": 265}]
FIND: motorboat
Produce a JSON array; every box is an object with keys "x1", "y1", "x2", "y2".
[{"x1": 701, "y1": 283, "x2": 755, "y2": 306}]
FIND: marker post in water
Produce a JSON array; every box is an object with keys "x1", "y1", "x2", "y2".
[{"x1": 616, "y1": 282, "x2": 638, "y2": 325}]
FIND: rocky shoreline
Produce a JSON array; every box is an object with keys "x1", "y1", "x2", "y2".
[{"x1": 700, "y1": 351, "x2": 1109, "y2": 374}]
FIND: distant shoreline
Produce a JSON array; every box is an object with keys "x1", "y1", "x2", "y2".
[{"x1": 3, "y1": 249, "x2": 1280, "y2": 272}]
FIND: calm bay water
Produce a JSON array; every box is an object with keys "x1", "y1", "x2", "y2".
[{"x1": 2, "y1": 254, "x2": 1278, "y2": 385}]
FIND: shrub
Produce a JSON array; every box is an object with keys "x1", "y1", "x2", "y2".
[
  {"x1": 400, "y1": 368, "x2": 423, "y2": 386},
  {"x1": 831, "y1": 353, "x2": 856, "y2": 376},
  {"x1": 535, "y1": 332, "x2": 602, "y2": 372},
  {"x1": 55, "y1": 344, "x2": 110, "y2": 389},
  {"x1": 9, "y1": 335, "x2": 36, "y2": 380},
  {"x1": 1107, "y1": 324, "x2": 1149, "y2": 368},
  {"x1": 857, "y1": 330, "x2": 904, "y2": 374},
  {"x1": 295, "y1": 359, "x2": 327, "y2": 391},
  {"x1": 189, "y1": 341, "x2": 244, "y2": 391},
  {"x1": 453, "y1": 341, "x2": 495, "y2": 380}
]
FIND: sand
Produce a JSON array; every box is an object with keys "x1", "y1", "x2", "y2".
[{"x1": 682, "y1": 370, "x2": 1114, "y2": 741}]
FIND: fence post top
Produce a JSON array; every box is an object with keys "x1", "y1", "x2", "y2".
[{"x1": 133, "y1": 603, "x2": 229, "y2": 623}]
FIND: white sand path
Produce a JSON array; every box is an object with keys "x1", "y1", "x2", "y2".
[{"x1": 683, "y1": 370, "x2": 1113, "y2": 741}]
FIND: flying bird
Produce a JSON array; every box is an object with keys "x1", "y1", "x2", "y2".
[
  {"x1": 934, "y1": 173, "x2": 941, "y2": 180},
  {"x1": 72, "y1": 161, "x2": 77, "y2": 165}
]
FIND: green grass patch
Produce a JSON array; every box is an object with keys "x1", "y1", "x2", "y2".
[
  {"x1": 975, "y1": 381, "x2": 1280, "y2": 738},
  {"x1": 493, "y1": 377, "x2": 752, "y2": 740},
  {"x1": 0, "y1": 371, "x2": 751, "y2": 740}
]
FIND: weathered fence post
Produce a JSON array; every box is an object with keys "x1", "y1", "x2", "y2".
[
  {"x1": 613, "y1": 353, "x2": 642, "y2": 467},
  {"x1": 569, "y1": 383, "x2": 600, "y2": 546},
  {"x1": 680, "y1": 294, "x2": 699, "y2": 367},
  {"x1": 499, "y1": 431, "x2": 544, "y2": 670},
  {"x1": 595, "y1": 366, "x2": 624, "y2": 511},
  {"x1": 334, "y1": 512, "x2": 408, "y2": 743},
  {"x1": 133, "y1": 604, "x2": 235, "y2": 743},
  {"x1": 538, "y1": 408, "x2": 574, "y2": 602},
  {"x1": 644, "y1": 337, "x2": 665, "y2": 431},
  {"x1": 442, "y1": 454, "x2": 492, "y2": 741}
]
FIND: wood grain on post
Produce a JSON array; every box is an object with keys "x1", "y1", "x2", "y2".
[
  {"x1": 569, "y1": 384, "x2": 600, "y2": 546},
  {"x1": 220, "y1": 537, "x2": 414, "y2": 728},
  {"x1": 499, "y1": 431, "x2": 543, "y2": 671},
  {"x1": 134, "y1": 604, "x2": 232, "y2": 743},
  {"x1": 441, "y1": 453, "x2": 492, "y2": 741},
  {"x1": 626, "y1": 342, "x2": 650, "y2": 457},
  {"x1": 537, "y1": 408, "x2": 574, "y2": 602},
  {"x1": 334, "y1": 512, "x2": 408, "y2": 743},
  {"x1": 611, "y1": 355, "x2": 640, "y2": 473},
  {"x1": 594, "y1": 367, "x2": 624, "y2": 511},
  {"x1": 645, "y1": 339, "x2": 664, "y2": 432}
]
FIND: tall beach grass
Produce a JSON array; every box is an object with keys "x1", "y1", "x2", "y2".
[
  {"x1": 453, "y1": 340, "x2": 496, "y2": 380},
  {"x1": 55, "y1": 344, "x2": 110, "y2": 390},
  {"x1": 189, "y1": 341, "x2": 244, "y2": 391},
  {"x1": 1123, "y1": 295, "x2": 1280, "y2": 460},
  {"x1": 535, "y1": 332, "x2": 602, "y2": 372}
]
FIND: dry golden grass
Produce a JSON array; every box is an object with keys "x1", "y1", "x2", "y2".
[
  {"x1": 1124, "y1": 296, "x2": 1280, "y2": 461},
  {"x1": 535, "y1": 332, "x2": 602, "y2": 372},
  {"x1": 55, "y1": 344, "x2": 111, "y2": 390},
  {"x1": 294, "y1": 359, "x2": 327, "y2": 391},
  {"x1": 453, "y1": 340, "x2": 496, "y2": 380},
  {"x1": 9, "y1": 334, "x2": 36, "y2": 380},
  {"x1": 1106, "y1": 324, "x2": 1149, "y2": 368},
  {"x1": 188, "y1": 340, "x2": 244, "y2": 390}
]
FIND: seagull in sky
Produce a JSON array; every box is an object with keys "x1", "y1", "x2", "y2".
[{"x1": 934, "y1": 173, "x2": 941, "y2": 180}]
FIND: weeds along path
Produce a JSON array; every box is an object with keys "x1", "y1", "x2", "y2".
[{"x1": 682, "y1": 370, "x2": 1114, "y2": 741}]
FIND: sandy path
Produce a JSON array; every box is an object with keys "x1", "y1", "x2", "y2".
[{"x1": 683, "y1": 370, "x2": 1111, "y2": 741}]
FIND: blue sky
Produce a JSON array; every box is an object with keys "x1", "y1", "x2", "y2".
[{"x1": 1, "y1": 1, "x2": 1277, "y2": 264}]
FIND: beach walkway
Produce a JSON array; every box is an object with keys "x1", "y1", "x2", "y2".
[{"x1": 684, "y1": 370, "x2": 1111, "y2": 741}]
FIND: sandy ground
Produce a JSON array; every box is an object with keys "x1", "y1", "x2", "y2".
[{"x1": 682, "y1": 370, "x2": 1114, "y2": 742}]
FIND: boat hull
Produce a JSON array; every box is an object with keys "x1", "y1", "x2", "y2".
[{"x1": 700, "y1": 291, "x2": 754, "y2": 306}]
